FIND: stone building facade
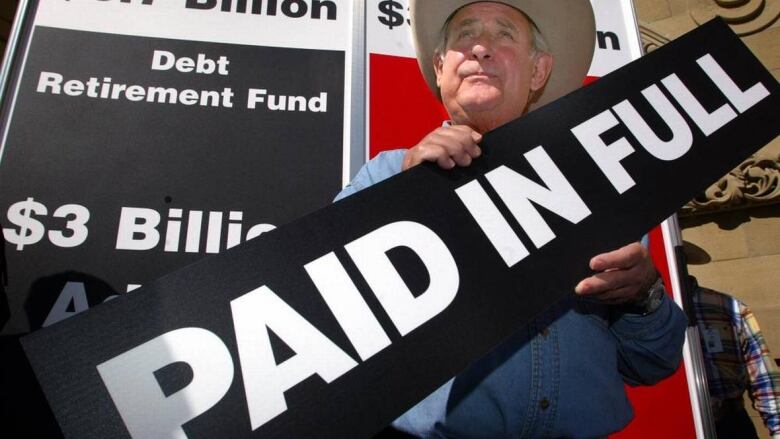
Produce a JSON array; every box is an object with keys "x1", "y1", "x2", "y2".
[{"x1": 635, "y1": 0, "x2": 779, "y2": 436}]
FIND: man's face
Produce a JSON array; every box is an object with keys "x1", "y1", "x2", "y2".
[{"x1": 434, "y1": 2, "x2": 552, "y2": 131}]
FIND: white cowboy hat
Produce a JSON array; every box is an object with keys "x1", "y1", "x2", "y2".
[{"x1": 410, "y1": 0, "x2": 596, "y2": 113}]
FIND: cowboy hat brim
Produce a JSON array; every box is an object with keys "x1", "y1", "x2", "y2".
[{"x1": 410, "y1": 0, "x2": 596, "y2": 113}]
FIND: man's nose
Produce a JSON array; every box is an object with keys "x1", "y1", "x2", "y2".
[{"x1": 470, "y1": 36, "x2": 493, "y2": 60}]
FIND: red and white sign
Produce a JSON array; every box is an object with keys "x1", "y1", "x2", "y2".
[{"x1": 365, "y1": 1, "x2": 702, "y2": 437}]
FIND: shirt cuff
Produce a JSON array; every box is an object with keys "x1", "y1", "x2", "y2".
[{"x1": 610, "y1": 294, "x2": 677, "y2": 339}]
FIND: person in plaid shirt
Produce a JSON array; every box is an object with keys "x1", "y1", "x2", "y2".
[{"x1": 692, "y1": 276, "x2": 780, "y2": 438}]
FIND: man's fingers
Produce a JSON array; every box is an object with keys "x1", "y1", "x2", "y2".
[
  {"x1": 575, "y1": 274, "x2": 644, "y2": 305},
  {"x1": 576, "y1": 268, "x2": 633, "y2": 294},
  {"x1": 577, "y1": 241, "x2": 659, "y2": 305},
  {"x1": 438, "y1": 125, "x2": 482, "y2": 160},
  {"x1": 575, "y1": 260, "x2": 650, "y2": 294},
  {"x1": 589, "y1": 242, "x2": 645, "y2": 271},
  {"x1": 436, "y1": 154, "x2": 457, "y2": 169},
  {"x1": 453, "y1": 125, "x2": 482, "y2": 153},
  {"x1": 450, "y1": 152, "x2": 473, "y2": 167},
  {"x1": 402, "y1": 125, "x2": 482, "y2": 171},
  {"x1": 411, "y1": 143, "x2": 453, "y2": 169}
]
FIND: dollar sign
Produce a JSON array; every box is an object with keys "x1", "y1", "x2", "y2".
[
  {"x1": 378, "y1": 0, "x2": 404, "y2": 30},
  {"x1": 3, "y1": 197, "x2": 47, "y2": 251}
]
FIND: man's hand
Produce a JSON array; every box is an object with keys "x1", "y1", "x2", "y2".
[
  {"x1": 402, "y1": 125, "x2": 482, "y2": 171},
  {"x1": 574, "y1": 242, "x2": 658, "y2": 305}
]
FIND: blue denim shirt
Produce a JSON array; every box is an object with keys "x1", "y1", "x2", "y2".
[{"x1": 336, "y1": 150, "x2": 688, "y2": 438}]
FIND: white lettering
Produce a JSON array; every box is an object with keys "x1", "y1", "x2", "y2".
[
  {"x1": 247, "y1": 89, "x2": 327, "y2": 112},
  {"x1": 151, "y1": 50, "x2": 175, "y2": 71},
  {"x1": 245, "y1": 223, "x2": 276, "y2": 240},
  {"x1": 456, "y1": 180, "x2": 530, "y2": 266},
  {"x1": 304, "y1": 252, "x2": 391, "y2": 360},
  {"x1": 115, "y1": 207, "x2": 160, "y2": 251},
  {"x1": 185, "y1": 211, "x2": 203, "y2": 253},
  {"x1": 230, "y1": 286, "x2": 357, "y2": 430},
  {"x1": 63, "y1": 79, "x2": 84, "y2": 96},
  {"x1": 247, "y1": 88, "x2": 267, "y2": 109},
  {"x1": 97, "y1": 328, "x2": 234, "y2": 439},
  {"x1": 152, "y1": 50, "x2": 229, "y2": 75},
  {"x1": 572, "y1": 110, "x2": 637, "y2": 194},
  {"x1": 661, "y1": 73, "x2": 736, "y2": 136},
  {"x1": 485, "y1": 146, "x2": 591, "y2": 250},
  {"x1": 206, "y1": 211, "x2": 222, "y2": 254},
  {"x1": 42, "y1": 281, "x2": 89, "y2": 327},
  {"x1": 36, "y1": 72, "x2": 63, "y2": 94},
  {"x1": 344, "y1": 221, "x2": 459, "y2": 336},
  {"x1": 309, "y1": 92, "x2": 328, "y2": 112},
  {"x1": 612, "y1": 85, "x2": 693, "y2": 161},
  {"x1": 697, "y1": 53, "x2": 769, "y2": 113},
  {"x1": 164, "y1": 209, "x2": 183, "y2": 252}
]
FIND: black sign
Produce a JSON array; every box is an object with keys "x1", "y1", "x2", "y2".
[
  {"x1": 1, "y1": 7, "x2": 348, "y2": 435},
  {"x1": 0, "y1": 26, "x2": 345, "y2": 335},
  {"x1": 22, "y1": 19, "x2": 779, "y2": 439}
]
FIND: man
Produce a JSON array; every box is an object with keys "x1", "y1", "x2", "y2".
[
  {"x1": 337, "y1": 1, "x2": 687, "y2": 437},
  {"x1": 691, "y1": 277, "x2": 780, "y2": 439}
]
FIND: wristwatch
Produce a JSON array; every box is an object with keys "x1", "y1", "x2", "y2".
[{"x1": 632, "y1": 276, "x2": 666, "y2": 315}]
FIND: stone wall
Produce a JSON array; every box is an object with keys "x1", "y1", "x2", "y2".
[{"x1": 635, "y1": 0, "x2": 779, "y2": 436}]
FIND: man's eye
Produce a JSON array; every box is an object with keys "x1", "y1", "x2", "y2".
[
  {"x1": 498, "y1": 30, "x2": 515, "y2": 40},
  {"x1": 457, "y1": 30, "x2": 474, "y2": 40}
]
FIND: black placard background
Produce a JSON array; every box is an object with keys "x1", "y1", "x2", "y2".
[
  {"x1": 0, "y1": 26, "x2": 345, "y2": 333},
  {"x1": 22, "y1": 20, "x2": 780, "y2": 439},
  {"x1": 1, "y1": 24, "x2": 345, "y2": 438}
]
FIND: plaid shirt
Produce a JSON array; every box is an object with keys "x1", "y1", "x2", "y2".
[{"x1": 693, "y1": 282, "x2": 780, "y2": 435}]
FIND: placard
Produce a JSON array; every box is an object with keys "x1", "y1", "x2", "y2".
[
  {"x1": 23, "y1": 19, "x2": 780, "y2": 439},
  {"x1": 0, "y1": 1, "x2": 353, "y2": 436},
  {"x1": 0, "y1": 0, "x2": 353, "y2": 336}
]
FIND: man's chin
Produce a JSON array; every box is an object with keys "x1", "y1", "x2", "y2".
[
  {"x1": 457, "y1": 97, "x2": 502, "y2": 114},
  {"x1": 454, "y1": 84, "x2": 504, "y2": 107}
]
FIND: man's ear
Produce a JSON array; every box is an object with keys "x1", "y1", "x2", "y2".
[
  {"x1": 530, "y1": 52, "x2": 553, "y2": 92},
  {"x1": 433, "y1": 52, "x2": 444, "y2": 88}
]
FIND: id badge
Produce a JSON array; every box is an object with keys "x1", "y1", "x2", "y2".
[{"x1": 703, "y1": 327, "x2": 724, "y2": 354}]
